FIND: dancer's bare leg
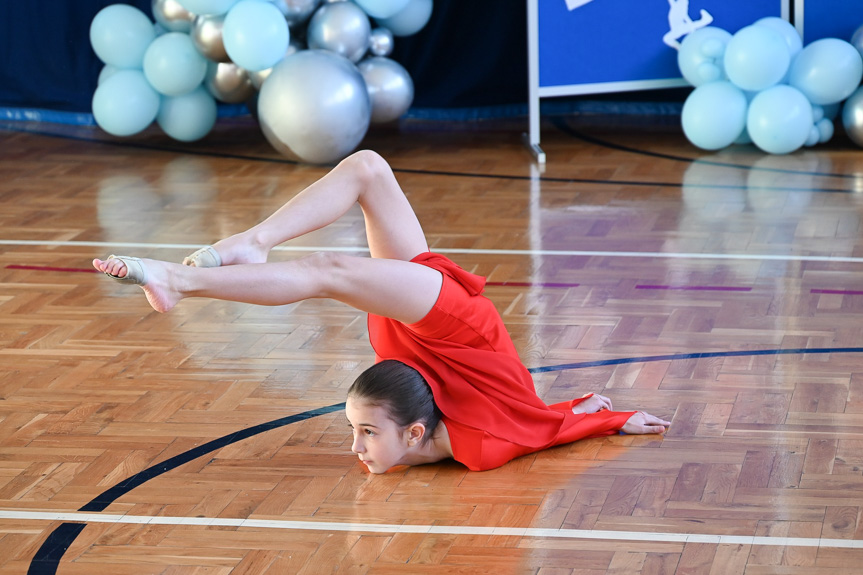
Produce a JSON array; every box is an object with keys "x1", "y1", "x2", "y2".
[
  {"x1": 92, "y1": 151, "x2": 442, "y2": 321},
  {"x1": 195, "y1": 150, "x2": 429, "y2": 265}
]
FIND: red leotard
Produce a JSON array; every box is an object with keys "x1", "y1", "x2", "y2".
[{"x1": 367, "y1": 252, "x2": 635, "y2": 471}]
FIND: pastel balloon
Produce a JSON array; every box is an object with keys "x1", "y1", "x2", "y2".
[
  {"x1": 369, "y1": 27, "x2": 394, "y2": 57},
  {"x1": 788, "y1": 38, "x2": 863, "y2": 106},
  {"x1": 223, "y1": 0, "x2": 290, "y2": 71},
  {"x1": 816, "y1": 118, "x2": 834, "y2": 143},
  {"x1": 269, "y1": 0, "x2": 321, "y2": 27},
  {"x1": 90, "y1": 4, "x2": 156, "y2": 68},
  {"x1": 375, "y1": 0, "x2": 432, "y2": 37},
  {"x1": 157, "y1": 86, "x2": 218, "y2": 141},
  {"x1": 92, "y1": 69, "x2": 160, "y2": 136},
  {"x1": 177, "y1": 0, "x2": 239, "y2": 16},
  {"x1": 143, "y1": 32, "x2": 208, "y2": 96},
  {"x1": 724, "y1": 25, "x2": 790, "y2": 91},
  {"x1": 753, "y1": 17, "x2": 802, "y2": 59},
  {"x1": 747, "y1": 85, "x2": 812, "y2": 154},
  {"x1": 681, "y1": 82, "x2": 747, "y2": 150},
  {"x1": 677, "y1": 26, "x2": 732, "y2": 86},
  {"x1": 355, "y1": 0, "x2": 410, "y2": 19}
]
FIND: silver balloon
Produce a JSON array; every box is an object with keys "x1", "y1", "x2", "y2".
[
  {"x1": 258, "y1": 50, "x2": 370, "y2": 164},
  {"x1": 842, "y1": 86, "x2": 863, "y2": 147},
  {"x1": 307, "y1": 2, "x2": 371, "y2": 63},
  {"x1": 852, "y1": 24, "x2": 863, "y2": 60},
  {"x1": 205, "y1": 61, "x2": 255, "y2": 103},
  {"x1": 368, "y1": 27, "x2": 393, "y2": 57},
  {"x1": 358, "y1": 56, "x2": 413, "y2": 123},
  {"x1": 269, "y1": 0, "x2": 321, "y2": 28},
  {"x1": 191, "y1": 14, "x2": 230, "y2": 62},
  {"x1": 249, "y1": 40, "x2": 304, "y2": 89},
  {"x1": 152, "y1": 0, "x2": 194, "y2": 33}
]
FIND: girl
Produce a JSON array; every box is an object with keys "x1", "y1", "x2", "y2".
[{"x1": 93, "y1": 150, "x2": 670, "y2": 473}]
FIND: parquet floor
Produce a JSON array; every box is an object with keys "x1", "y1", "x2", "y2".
[{"x1": 2, "y1": 111, "x2": 863, "y2": 574}]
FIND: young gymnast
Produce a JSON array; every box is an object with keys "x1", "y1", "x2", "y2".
[{"x1": 92, "y1": 150, "x2": 670, "y2": 473}]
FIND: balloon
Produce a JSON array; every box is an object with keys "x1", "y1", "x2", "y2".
[
  {"x1": 681, "y1": 82, "x2": 747, "y2": 150},
  {"x1": 374, "y1": 0, "x2": 431, "y2": 37},
  {"x1": 852, "y1": 24, "x2": 863, "y2": 60},
  {"x1": 177, "y1": 0, "x2": 239, "y2": 16},
  {"x1": 98, "y1": 64, "x2": 120, "y2": 85},
  {"x1": 354, "y1": 0, "x2": 409, "y2": 19},
  {"x1": 842, "y1": 86, "x2": 863, "y2": 147},
  {"x1": 358, "y1": 56, "x2": 413, "y2": 123},
  {"x1": 788, "y1": 38, "x2": 863, "y2": 106},
  {"x1": 307, "y1": 2, "x2": 371, "y2": 63},
  {"x1": 191, "y1": 14, "x2": 230, "y2": 62},
  {"x1": 258, "y1": 50, "x2": 370, "y2": 164},
  {"x1": 157, "y1": 86, "x2": 218, "y2": 141},
  {"x1": 753, "y1": 17, "x2": 802, "y2": 59},
  {"x1": 723, "y1": 25, "x2": 790, "y2": 91},
  {"x1": 152, "y1": 0, "x2": 194, "y2": 33},
  {"x1": 368, "y1": 27, "x2": 394, "y2": 57},
  {"x1": 248, "y1": 40, "x2": 303, "y2": 89},
  {"x1": 92, "y1": 69, "x2": 160, "y2": 136},
  {"x1": 269, "y1": 0, "x2": 322, "y2": 28},
  {"x1": 90, "y1": 4, "x2": 156, "y2": 69},
  {"x1": 143, "y1": 32, "x2": 208, "y2": 96},
  {"x1": 677, "y1": 27, "x2": 732, "y2": 86},
  {"x1": 747, "y1": 85, "x2": 813, "y2": 154},
  {"x1": 223, "y1": 0, "x2": 290, "y2": 71},
  {"x1": 816, "y1": 118, "x2": 834, "y2": 143},
  {"x1": 205, "y1": 61, "x2": 255, "y2": 103}
]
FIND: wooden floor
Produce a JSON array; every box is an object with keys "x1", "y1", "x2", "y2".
[{"x1": 2, "y1": 111, "x2": 863, "y2": 574}]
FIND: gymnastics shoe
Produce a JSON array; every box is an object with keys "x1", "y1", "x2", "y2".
[
  {"x1": 103, "y1": 255, "x2": 147, "y2": 285},
  {"x1": 183, "y1": 245, "x2": 222, "y2": 268}
]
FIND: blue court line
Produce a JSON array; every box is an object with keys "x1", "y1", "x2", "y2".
[{"x1": 27, "y1": 346, "x2": 863, "y2": 573}]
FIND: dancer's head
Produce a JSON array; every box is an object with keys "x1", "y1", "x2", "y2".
[{"x1": 346, "y1": 360, "x2": 442, "y2": 473}]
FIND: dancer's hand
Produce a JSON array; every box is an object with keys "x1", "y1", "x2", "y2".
[
  {"x1": 622, "y1": 411, "x2": 671, "y2": 434},
  {"x1": 571, "y1": 392, "x2": 613, "y2": 414}
]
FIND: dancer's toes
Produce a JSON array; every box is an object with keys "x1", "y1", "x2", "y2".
[{"x1": 96, "y1": 255, "x2": 148, "y2": 285}]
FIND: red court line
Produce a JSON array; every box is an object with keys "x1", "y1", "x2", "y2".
[
  {"x1": 811, "y1": 289, "x2": 863, "y2": 295},
  {"x1": 6, "y1": 264, "x2": 99, "y2": 273},
  {"x1": 486, "y1": 282, "x2": 579, "y2": 288}
]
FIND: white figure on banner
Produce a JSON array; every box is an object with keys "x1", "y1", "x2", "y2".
[
  {"x1": 663, "y1": 0, "x2": 713, "y2": 49},
  {"x1": 565, "y1": 0, "x2": 594, "y2": 10}
]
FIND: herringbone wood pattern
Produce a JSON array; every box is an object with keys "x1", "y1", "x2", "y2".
[{"x1": 1, "y1": 116, "x2": 863, "y2": 573}]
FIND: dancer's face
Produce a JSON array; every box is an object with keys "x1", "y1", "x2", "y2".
[{"x1": 346, "y1": 396, "x2": 411, "y2": 474}]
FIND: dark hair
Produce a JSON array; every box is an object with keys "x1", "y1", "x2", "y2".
[{"x1": 348, "y1": 360, "x2": 442, "y2": 444}]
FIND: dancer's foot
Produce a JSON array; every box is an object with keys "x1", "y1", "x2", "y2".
[
  {"x1": 93, "y1": 256, "x2": 183, "y2": 313},
  {"x1": 183, "y1": 231, "x2": 270, "y2": 268}
]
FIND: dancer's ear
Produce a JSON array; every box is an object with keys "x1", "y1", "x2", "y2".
[{"x1": 405, "y1": 422, "x2": 426, "y2": 447}]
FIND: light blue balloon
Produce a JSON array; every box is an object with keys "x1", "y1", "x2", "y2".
[
  {"x1": 223, "y1": 0, "x2": 290, "y2": 72},
  {"x1": 753, "y1": 17, "x2": 802, "y2": 59},
  {"x1": 681, "y1": 81, "x2": 748, "y2": 150},
  {"x1": 817, "y1": 118, "x2": 834, "y2": 143},
  {"x1": 747, "y1": 85, "x2": 813, "y2": 154},
  {"x1": 143, "y1": 32, "x2": 208, "y2": 96},
  {"x1": 92, "y1": 69, "x2": 160, "y2": 136},
  {"x1": 677, "y1": 26, "x2": 732, "y2": 87},
  {"x1": 355, "y1": 0, "x2": 410, "y2": 19},
  {"x1": 375, "y1": 0, "x2": 432, "y2": 37},
  {"x1": 789, "y1": 38, "x2": 863, "y2": 106},
  {"x1": 90, "y1": 4, "x2": 156, "y2": 68},
  {"x1": 177, "y1": 0, "x2": 240, "y2": 16},
  {"x1": 724, "y1": 25, "x2": 790, "y2": 91},
  {"x1": 98, "y1": 64, "x2": 120, "y2": 85},
  {"x1": 157, "y1": 86, "x2": 218, "y2": 141}
]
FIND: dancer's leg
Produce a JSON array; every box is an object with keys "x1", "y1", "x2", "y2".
[
  {"x1": 201, "y1": 150, "x2": 429, "y2": 265},
  {"x1": 93, "y1": 252, "x2": 442, "y2": 323}
]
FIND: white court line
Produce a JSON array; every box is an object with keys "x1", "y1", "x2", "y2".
[
  {"x1": 1, "y1": 509, "x2": 860, "y2": 548},
  {"x1": 2, "y1": 239, "x2": 863, "y2": 264}
]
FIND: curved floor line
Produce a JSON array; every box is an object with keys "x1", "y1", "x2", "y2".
[
  {"x1": 0, "y1": 123, "x2": 850, "y2": 193},
  {"x1": 551, "y1": 117, "x2": 858, "y2": 183},
  {"x1": 26, "y1": 346, "x2": 863, "y2": 572}
]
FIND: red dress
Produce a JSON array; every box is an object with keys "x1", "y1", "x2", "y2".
[{"x1": 367, "y1": 253, "x2": 635, "y2": 471}]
